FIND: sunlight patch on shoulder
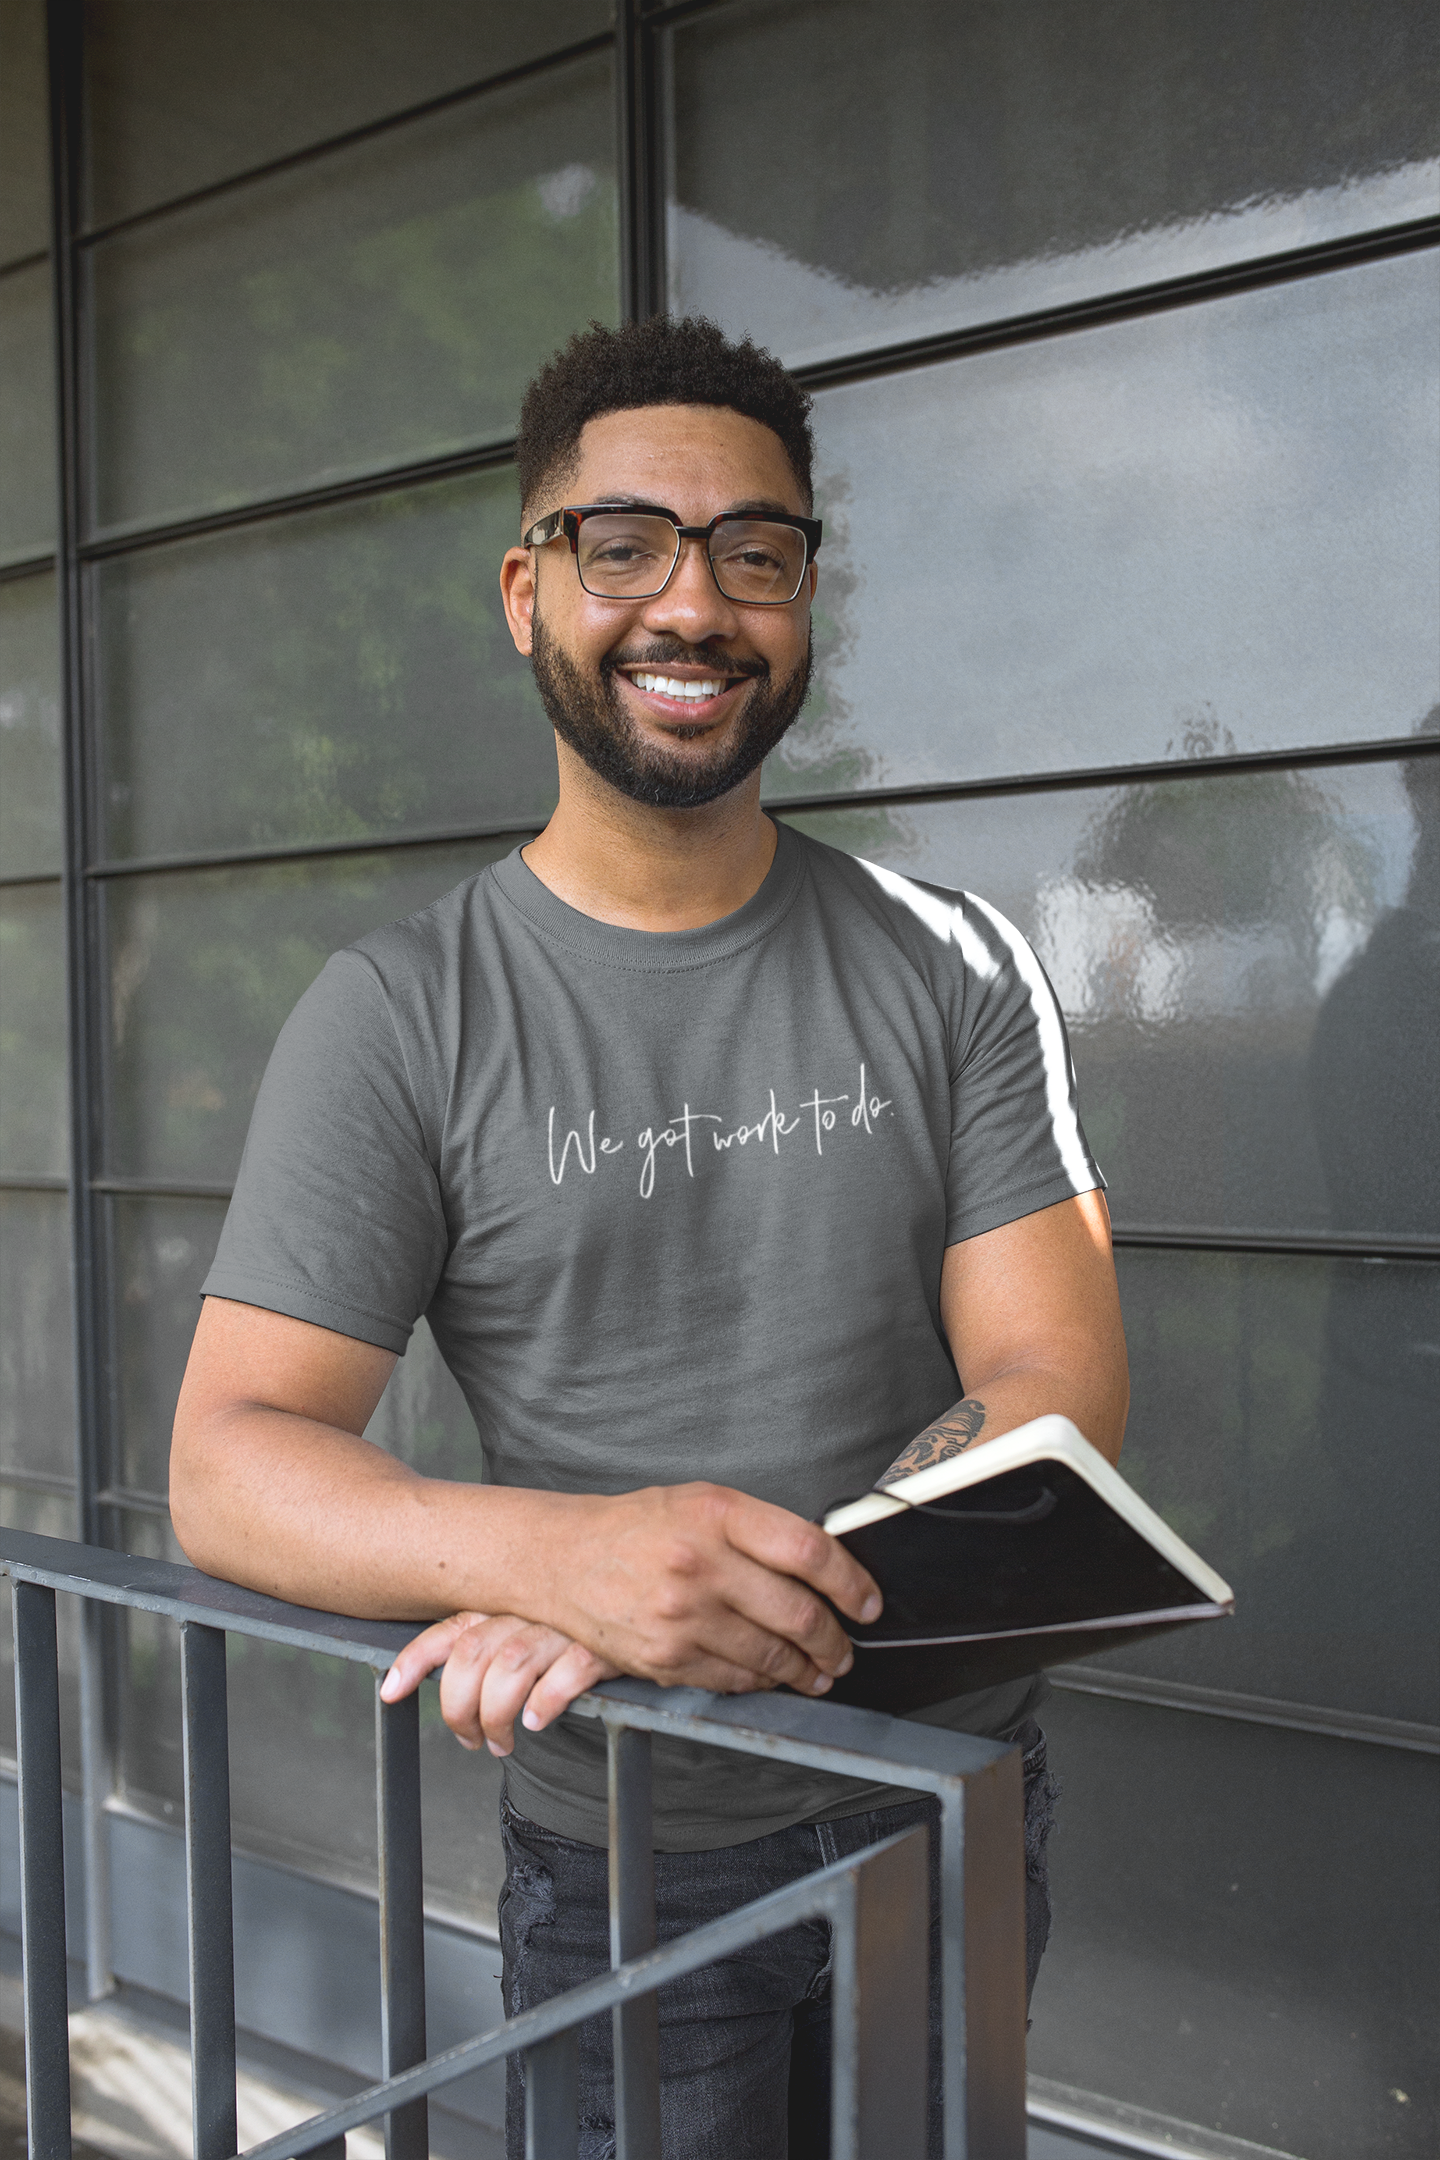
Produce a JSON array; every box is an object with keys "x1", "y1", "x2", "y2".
[{"x1": 856, "y1": 857, "x2": 999, "y2": 978}]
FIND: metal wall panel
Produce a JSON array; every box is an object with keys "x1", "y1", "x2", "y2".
[{"x1": 1029, "y1": 1690, "x2": 1438, "y2": 2160}]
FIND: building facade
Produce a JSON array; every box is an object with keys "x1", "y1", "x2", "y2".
[{"x1": 0, "y1": 3, "x2": 1436, "y2": 2154}]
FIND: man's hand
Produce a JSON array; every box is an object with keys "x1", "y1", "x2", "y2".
[
  {"x1": 172, "y1": 1303, "x2": 882, "y2": 1697},
  {"x1": 380, "y1": 1612, "x2": 618, "y2": 1756},
  {"x1": 541, "y1": 1480, "x2": 882, "y2": 1699}
]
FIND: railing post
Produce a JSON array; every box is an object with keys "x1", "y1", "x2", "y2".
[
  {"x1": 78, "y1": 1596, "x2": 114, "y2": 2000},
  {"x1": 940, "y1": 1752, "x2": 1027, "y2": 2160},
  {"x1": 376, "y1": 1681, "x2": 428, "y2": 2160},
  {"x1": 828, "y1": 1824, "x2": 930, "y2": 2160},
  {"x1": 606, "y1": 1720, "x2": 661, "y2": 2160},
  {"x1": 525, "y1": 2027, "x2": 579, "y2": 2160},
  {"x1": 181, "y1": 1620, "x2": 238, "y2": 2160},
  {"x1": 13, "y1": 1578, "x2": 73, "y2": 2160}
]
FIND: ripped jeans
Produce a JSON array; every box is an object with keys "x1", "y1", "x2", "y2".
[{"x1": 498, "y1": 1721, "x2": 1057, "y2": 2160}]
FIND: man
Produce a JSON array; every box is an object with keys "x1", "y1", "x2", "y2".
[{"x1": 171, "y1": 315, "x2": 1127, "y2": 2158}]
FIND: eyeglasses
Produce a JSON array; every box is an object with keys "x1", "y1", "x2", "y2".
[{"x1": 521, "y1": 502, "x2": 822, "y2": 605}]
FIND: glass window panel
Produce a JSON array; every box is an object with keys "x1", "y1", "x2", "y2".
[
  {"x1": 0, "y1": 1190, "x2": 75, "y2": 1483},
  {"x1": 770, "y1": 252, "x2": 1440, "y2": 794},
  {"x1": 1029, "y1": 1693, "x2": 1436, "y2": 2160},
  {"x1": 112, "y1": 1193, "x2": 223, "y2": 1498},
  {"x1": 0, "y1": 257, "x2": 57, "y2": 564},
  {"x1": 84, "y1": 0, "x2": 612, "y2": 227},
  {"x1": 786, "y1": 753, "x2": 1438, "y2": 1241},
  {"x1": 87, "y1": 53, "x2": 618, "y2": 533},
  {"x1": 363, "y1": 1316, "x2": 486, "y2": 1487},
  {"x1": 0, "y1": 1485, "x2": 83, "y2": 1781},
  {"x1": 116, "y1": 1506, "x2": 505, "y2": 1927},
  {"x1": 102, "y1": 836, "x2": 518, "y2": 1184},
  {"x1": 1104, "y1": 1249, "x2": 1434, "y2": 1727},
  {"x1": 96, "y1": 469, "x2": 552, "y2": 862},
  {"x1": 0, "y1": 881, "x2": 67, "y2": 1177},
  {"x1": 0, "y1": 0, "x2": 50, "y2": 266},
  {"x1": 666, "y1": 0, "x2": 1440, "y2": 366},
  {"x1": 0, "y1": 569, "x2": 62, "y2": 877},
  {"x1": 111, "y1": 1190, "x2": 484, "y2": 1499}
]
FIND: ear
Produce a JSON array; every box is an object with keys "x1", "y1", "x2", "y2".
[{"x1": 500, "y1": 546, "x2": 537, "y2": 656}]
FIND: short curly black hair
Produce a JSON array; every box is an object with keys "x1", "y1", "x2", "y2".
[{"x1": 515, "y1": 315, "x2": 815, "y2": 520}]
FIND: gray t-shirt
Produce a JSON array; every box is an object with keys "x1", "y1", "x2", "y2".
[{"x1": 205, "y1": 824, "x2": 1102, "y2": 1847}]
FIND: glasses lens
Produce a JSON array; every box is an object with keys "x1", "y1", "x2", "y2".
[
  {"x1": 709, "y1": 521, "x2": 807, "y2": 603},
  {"x1": 575, "y1": 514, "x2": 680, "y2": 597}
]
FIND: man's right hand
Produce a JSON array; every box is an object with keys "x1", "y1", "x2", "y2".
[
  {"x1": 542, "y1": 1480, "x2": 881, "y2": 1699},
  {"x1": 172, "y1": 1302, "x2": 882, "y2": 1700}
]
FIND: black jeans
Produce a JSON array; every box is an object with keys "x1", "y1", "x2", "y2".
[{"x1": 499, "y1": 1722, "x2": 1057, "y2": 2160}]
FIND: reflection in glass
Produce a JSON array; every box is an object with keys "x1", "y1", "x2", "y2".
[
  {"x1": 768, "y1": 251, "x2": 1439, "y2": 794},
  {"x1": 364, "y1": 1315, "x2": 485, "y2": 1487},
  {"x1": 97, "y1": 468, "x2": 553, "y2": 862},
  {"x1": 667, "y1": 0, "x2": 1440, "y2": 366},
  {"x1": 103, "y1": 836, "x2": 518, "y2": 1183},
  {"x1": 0, "y1": 570, "x2": 62, "y2": 877},
  {"x1": 0, "y1": 1190, "x2": 76, "y2": 1484},
  {"x1": 0, "y1": 0, "x2": 50, "y2": 265},
  {"x1": 84, "y1": 0, "x2": 612, "y2": 227},
  {"x1": 0, "y1": 1485, "x2": 83, "y2": 1779},
  {"x1": 113, "y1": 1195, "x2": 225, "y2": 1498},
  {"x1": 1099, "y1": 1247, "x2": 1438, "y2": 1727},
  {"x1": 786, "y1": 753, "x2": 1433, "y2": 1240},
  {"x1": 1031, "y1": 1692, "x2": 1435, "y2": 2160},
  {"x1": 0, "y1": 258, "x2": 57, "y2": 564},
  {"x1": 88, "y1": 53, "x2": 618, "y2": 531},
  {"x1": 0, "y1": 882, "x2": 68, "y2": 1177},
  {"x1": 117, "y1": 1506, "x2": 506, "y2": 1927}
]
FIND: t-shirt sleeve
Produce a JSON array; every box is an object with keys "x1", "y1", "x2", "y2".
[
  {"x1": 943, "y1": 893, "x2": 1104, "y2": 1246},
  {"x1": 202, "y1": 949, "x2": 448, "y2": 1353}
]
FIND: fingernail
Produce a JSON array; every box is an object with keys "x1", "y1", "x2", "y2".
[
  {"x1": 811, "y1": 1673, "x2": 833, "y2": 1694},
  {"x1": 521, "y1": 1707, "x2": 542, "y2": 1731},
  {"x1": 486, "y1": 1740, "x2": 511, "y2": 1758},
  {"x1": 838, "y1": 1650, "x2": 854, "y2": 1675},
  {"x1": 861, "y1": 1594, "x2": 882, "y2": 1622},
  {"x1": 379, "y1": 1672, "x2": 399, "y2": 1700}
]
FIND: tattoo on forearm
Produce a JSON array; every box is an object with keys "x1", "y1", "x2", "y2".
[{"x1": 878, "y1": 1397, "x2": 987, "y2": 1487}]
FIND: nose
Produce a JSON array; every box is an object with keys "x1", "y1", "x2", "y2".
[{"x1": 638, "y1": 533, "x2": 740, "y2": 645}]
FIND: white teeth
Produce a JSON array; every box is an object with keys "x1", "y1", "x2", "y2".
[{"x1": 630, "y1": 672, "x2": 728, "y2": 700}]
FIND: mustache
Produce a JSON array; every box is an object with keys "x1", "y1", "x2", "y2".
[{"x1": 601, "y1": 640, "x2": 768, "y2": 682}]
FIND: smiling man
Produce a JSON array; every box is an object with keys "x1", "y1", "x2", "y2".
[{"x1": 170, "y1": 316, "x2": 1127, "y2": 2160}]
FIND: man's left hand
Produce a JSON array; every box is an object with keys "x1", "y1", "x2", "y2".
[{"x1": 380, "y1": 1611, "x2": 618, "y2": 1757}]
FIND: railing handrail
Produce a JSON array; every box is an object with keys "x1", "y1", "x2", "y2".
[{"x1": 3, "y1": 1525, "x2": 1029, "y2": 2160}]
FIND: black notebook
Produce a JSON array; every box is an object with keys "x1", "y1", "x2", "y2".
[{"x1": 822, "y1": 1415, "x2": 1233, "y2": 1714}]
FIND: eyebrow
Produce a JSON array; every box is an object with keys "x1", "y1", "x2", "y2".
[{"x1": 583, "y1": 494, "x2": 801, "y2": 517}]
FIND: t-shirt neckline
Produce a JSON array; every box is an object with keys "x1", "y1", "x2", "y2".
[{"x1": 488, "y1": 818, "x2": 806, "y2": 973}]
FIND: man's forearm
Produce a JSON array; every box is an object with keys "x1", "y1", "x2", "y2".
[
  {"x1": 877, "y1": 1361, "x2": 1126, "y2": 1488},
  {"x1": 171, "y1": 1405, "x2": 580, "y2": 1623}
]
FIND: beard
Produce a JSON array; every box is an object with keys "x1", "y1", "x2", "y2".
[{"x1": 529, "y1": 611, "x2": 813, "y2": 810}]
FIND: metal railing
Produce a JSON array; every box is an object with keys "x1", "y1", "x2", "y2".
[{"x1": 2, "y1": 1527, "x2": 1027, "y2": 2160}]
